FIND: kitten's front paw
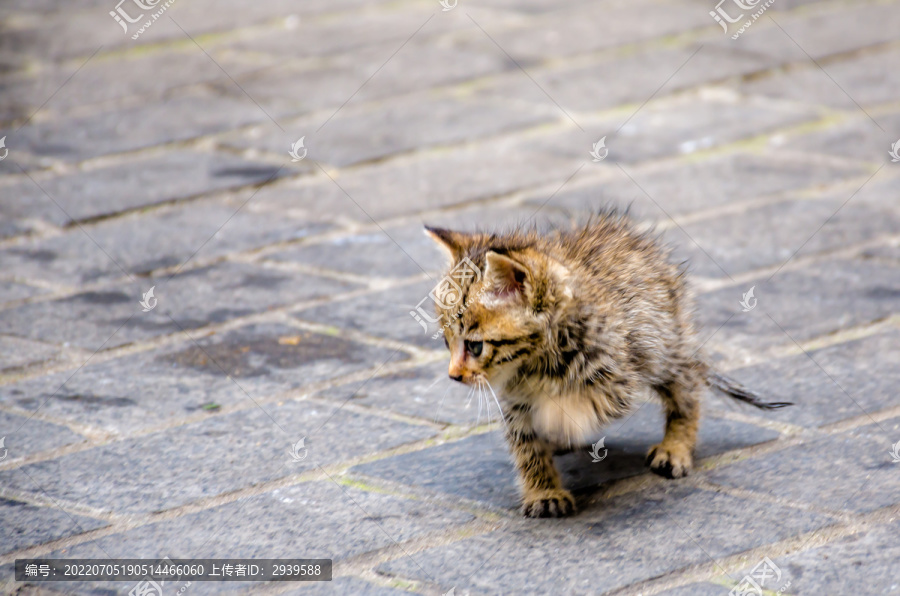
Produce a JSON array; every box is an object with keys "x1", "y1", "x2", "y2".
[
  {"x1": 521, "y1": 489, "x2": 576, "y2": 518},
  {"x1": 646, "y1": 442, "x2": 693, "y2": 478}
]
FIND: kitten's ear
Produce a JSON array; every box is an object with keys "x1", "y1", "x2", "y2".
[
  {"x1": 424, "y1": 226, "x2": 469, "y2": 262},
  {"x1": 483, "y1": 251, "x2": 529, "y2": 303}
]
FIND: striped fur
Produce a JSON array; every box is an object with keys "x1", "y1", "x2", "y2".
[{"x1": 426, "y1": 211, "x2": 727, "y2": 517}]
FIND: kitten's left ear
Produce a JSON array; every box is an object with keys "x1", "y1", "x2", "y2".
[
  {"x1": 424, "y1": 226, "x2": 470, "y2": 262},
  {"x1": 483, "y1": 251, "x2": 529, "y2": 303}
]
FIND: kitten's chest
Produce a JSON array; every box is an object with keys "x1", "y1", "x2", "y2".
[{"x1": 522, "y1": 382, "x2": 603, "y2": 447}]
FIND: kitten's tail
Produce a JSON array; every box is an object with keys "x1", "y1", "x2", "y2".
[{"x1": 707, "y1": 371, "x2": 793, "y2": 410}]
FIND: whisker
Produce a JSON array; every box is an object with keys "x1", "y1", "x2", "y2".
[
  {"x1": 433, "y1": 382, "x2": 453, "y2": 425},
  {"x1": 485, "y1": 380, "x2": 508, "y2": 430}
]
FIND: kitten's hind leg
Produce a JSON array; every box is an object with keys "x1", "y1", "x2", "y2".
[{"x1": 646, "y1": 377, "x2": 700, "y2": 479}]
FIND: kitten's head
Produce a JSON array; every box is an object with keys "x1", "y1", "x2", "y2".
[{"x1": 424, "y1": 226, "x2": 572, "y2": 388}]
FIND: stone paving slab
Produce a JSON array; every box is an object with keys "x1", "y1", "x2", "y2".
[
  {"x1": 0, "y1": 498, "x2": 108, "y2": 557},
  {"x1": 27, "y1": 480, "x2": 472, "y2": 595},
  {"x1": 0, "y1": 410, "x2": 85, "y2": 462},
  {"x1": 11, "y1": 95, "x2": 312, "y2": 165},
  {"x1": 352, "y1": 403, "x2": 780, "y2": 510},
  {"x1": 706, "y1": 416, "x2": 900, "y2": 514},
  {"x1": 315, "y1": 360, "x2": 474, "y2": 426},
  {"x1": 0, "y1": 150, "x2": 287, "y2": 228},
  {"x1": 0, "y1": 197, "x2": 333, "y2": 285},
  {"x1": 293, "y1": 279, "x2": 445, "y2": 350},
  {"x1": 525, "y1": 151, "x2": 868, "y2": 222},
  {"x1": 265, "y1": 203, "x2": 570, "y2": 280},
  {"x1": 757, "y1": 518, "x2": 900, "y2": 595},
  {"x1": 696, "y1": 257, "x2": 900, "y2": 357},
  {"x1": 777, "y1": 110, "x2": 900, "y2": 164},
  {"x1": 722, "y1": 329, "x2": 900, "y2": 428},
  {"x1": 222, "y1": 93, "x2": 554, "y2": 168},
  {"x1": 1, "y1": 322, "x2": 407, "y2": 436},
  {"x1": 378, "y1": 484, "x2": 832, "y2": 595},
  {"x1": 0, "y1": 336, "x2": 67, "y2": 374},
  {"x1": 665, "y1": 192, "x2": 900, "y2": 279},
  {"x1": 0, "y1": 263, "x2": 359, "y2": 351},
  {"x1": 283, "y1": 577, "x2": 411, "y2": 596},
  {"x1": 0, "y1": 400, "x2": 436, "y2": 514}
]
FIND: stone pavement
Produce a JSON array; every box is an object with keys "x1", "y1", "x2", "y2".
[{"x1": 1, "y1": 0, "x2": 900, "y2": 594}]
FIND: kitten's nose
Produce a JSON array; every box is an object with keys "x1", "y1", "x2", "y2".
[{"x1": 449, "y1": 374, "x2": 464, "y2": 383}]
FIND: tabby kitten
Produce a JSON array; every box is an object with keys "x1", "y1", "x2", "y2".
[{"x1": 425, "y1": 211, "x2": 789, "y2": 518}]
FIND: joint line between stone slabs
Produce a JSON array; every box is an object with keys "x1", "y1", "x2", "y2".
[
  {"x1": 523, "y1": 162, "x2": 587, "y2": 224},
  {"x1": 315, "y1": 14, "x2": 436, "y2": 134},
  {"x1": 11, "y1": 313, "x2": 137, "y2": 436},
  {"x1": 164, "y1": 314, "x2": 289, "y2": 435},
  {"x1": 612, "y1": 311, "x2": 738, "y2": 435},
  {"x1": 13, "y1": 163, "x2": 140, "y2": 284},
  {"x1": 767, "y1": 15, "x2": 888, "y2": 135},
  {"x1": 467, "y1": 12, "x2": 585, "y2": 132},
  {"x1": 612, "y1": 44, "x2": 705, "y2": 137},
  {"x1": 312, "y1": 160, "x2": 434, "y2": 279},
  {"x1": 307, "y1": 346, "x2": 407, "y2": 438},
  {"x1": 763, "y1": 312, "x2": 890, "y2": 435},
  {"x1": 168, "y1": 16, "x2": 286, "y2": 133},
  {"x1": 615, "y1": 163, "x2": 737, "y2": 282},
  {"x1": 315, "y1": 464, "x2": 439, "y2": 585},
  {"x1": 14, "y1": 463, "x2": 117, "y2": 561},
  {"x1": 652, "y1": 500, "x2": 737, "y2": 584},
  {"x1": 158, "y1": 164, "x2": 286, "y2": 286},
  {"x1": 13, "y1": 45, "x2": 104, "y2": 133},
  {"x1": 764, "y1": 163, "x2": 886, "y2": 283}
]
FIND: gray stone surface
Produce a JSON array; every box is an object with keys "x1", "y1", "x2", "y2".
[
  {"x1": 0, "y1": 401, "x2": 436, "y2": 513},
  {"x1": 0, "y1": 410, "x2": 85, "y2": 462},
  {"x1": 0, "y1": 150, "x2": 289, "y2": 229},
  {"x1": 378, "y1": 484, "x2": 832, "y2": 595},
  {"x1": 1, "y1": 322, "x2": 408, "y2": 435},
  {"x1": 293, "y1": 278, "x2": 445, "y2": 350},
  {"x1": 707, "y1": 416, "x2": 900, "y2": 514},
  {"x1": 722, "y1": 330, "x2": 900, "y2": 428},
  {"x1": 3, "y1": 0, "x2": 900, "y2": 593},
  {"x1": 0, "y1": 197, "x2": 333, "y2": 285},
  {"x1": 0, "y1": 263, "x2": 359, "y2": 351},
  {"x1": 761, "y1": 518, "x2": 900, "y2": 595},
  {"x1": 697, "y1": 258, "x2": 900, "y2": 356},
  {"x1": 223, "y1": 93, "x2": 553, "y2": 168},
  {"x1": 666, "y1": 192, "x2": 900, "y2": 279},
  {"x1": 352, "y1": 403, "x2": 780, "y2": 510},
  {"x1": 0, "y1": 498, "x2": 108, "y2": 556},
  {"x1": 655, "y1": 583, "x2": 731, "y2": 596},
  {"x1": 26, "y1": 480, "x2": 471, "y2": 594},
  {"x1": 315, "y1": 360, "x2": 475, "y2": 426},
  {"x1": 524, "y1": 151, "x2": 867, "y2": 220}
]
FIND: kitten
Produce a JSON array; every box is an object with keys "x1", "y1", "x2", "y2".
[{"x1": 425, "y1": 210, "x2": 790, "y2": 518}]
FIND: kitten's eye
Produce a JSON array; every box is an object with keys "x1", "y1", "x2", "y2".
[{"x1": 465, "y1": 340, "x2": 483, "y2": 357}]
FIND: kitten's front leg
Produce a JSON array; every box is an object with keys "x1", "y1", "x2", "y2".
[{"x1": 506, "y1": 413, "x2": 575, "y2": 518}]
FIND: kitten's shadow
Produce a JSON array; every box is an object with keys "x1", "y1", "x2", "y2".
[{"x1": 555, "y1": 443, "x2": 651, "y2": 504}]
